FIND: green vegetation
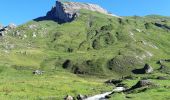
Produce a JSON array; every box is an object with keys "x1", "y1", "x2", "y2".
[{"x1": 0, "y1": 10, "x2": 170, "y2": 99}]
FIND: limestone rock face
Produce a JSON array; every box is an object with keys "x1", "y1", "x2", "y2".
[
  {"x1": 46, "y1": 1, "x2": 117, "y2": 22},
  {"x1": 7, "y1": 23, "x2": 17, "y2": 29}
]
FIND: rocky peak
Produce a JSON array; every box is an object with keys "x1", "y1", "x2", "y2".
[{"x1": 46, "y1": 1, "x2": 117, "y2": 23}]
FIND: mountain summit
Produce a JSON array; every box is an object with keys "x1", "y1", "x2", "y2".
[{"x1": 45, "y1": 1, "x2": 117, "y2": 22}]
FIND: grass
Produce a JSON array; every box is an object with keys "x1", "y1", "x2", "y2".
[
  {"x1": 0, "y1": 64, "x2": 112, "y2": 100},
  {"x1": 0, "y1": 9, "x2": 170, "y2": 99}
]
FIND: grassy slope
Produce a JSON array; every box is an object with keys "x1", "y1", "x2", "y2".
[{"x1": 0, "y1": 10, "x2": 170, "y2": 99}]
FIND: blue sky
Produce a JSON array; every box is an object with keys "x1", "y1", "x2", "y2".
[{"x1": 0, "y1": 0, "x2": 170, "y2": 26}]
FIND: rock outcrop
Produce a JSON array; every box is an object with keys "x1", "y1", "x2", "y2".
[
  {"x1": 46, "y1": 1, "x2": 117, "y2": 22},
  {"x1": 0, "y1": 24, "x2": 3, "y2": 36},
  {"x1": 0, "y1": 23, "x2": 17, "y2": 36},
  {"x1": 0, "y1": 24, "x2": 3, "y2": 30},
  {"x1": 126, "y1": 80, "x2": 154, "y2": 92},
  {"x1": 7, "y1": 23, "x2": 17, "y2": 29}
]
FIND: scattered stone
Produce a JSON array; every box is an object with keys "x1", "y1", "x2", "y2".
[
  {"x1": 0, "y1": 24, "x2": 3, "y2": 30},
  {"x1": 23, "y1": 34, "x2": 27, "y2": 38},
  {"x1": 32, "y1": 70, "x2": 45, "y2": 75},
  {"x1": 32, "y1": 32, "x2": 37, "y2": 38},
  {"x1": 64, "y1": 95, "x2": 74, "y2": 100},
  {"x1": 146, "y1": 51, "x2": 153, "y2": 57},
  {"x1": 28, "y1": 24, "x2": 37, "y2": 29},
  {"x1": 136, "y1": 29, "x2": 141, "y2": 32},
  {"x1": 157, "y1": 60, "x2": 164, "y2": 65},
  {"x1": 158, "y1": 65, "x2": 166, "y2": 70},
  {"x1": 15, "y1": 31, "x2": 20, "y2": 36},
  {"x1": 112, "y1": 87, "x2": 126, "y2": 92},
  {"x1": 77, "y1": 94, "x2": 87, "y2": 100},
  {"x1": 105, "y1": 79, "x2": 122, "y2": 85}
]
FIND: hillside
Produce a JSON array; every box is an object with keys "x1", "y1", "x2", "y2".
[{"x1": 0, "y1": 1, "x2": 170, "y2": 100}]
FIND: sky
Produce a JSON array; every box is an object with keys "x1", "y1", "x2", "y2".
[{"x1": 0, "y1": 0, "x2": 170, "y2": 26}]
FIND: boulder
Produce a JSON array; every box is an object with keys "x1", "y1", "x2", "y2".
[
  {"x1": 113, "y1": 87, "x2": 126, "y2": 92},
  {"x1": 105, "y1": 79, "x2": 122, "y2": 85},
  {"x1": 0, "y1": 32, "x2": 3, "y2": 36},
  {"x1": 64, "y1": 95, "x2": 74, "y2": 100},
  {"x1": 32, "y1": 70, "x2": 45, "y2": 75},
  {"x1": 137, "y1": 80, "x2": 153, "y2": 87},
  {"x1": 131, "y1": 80, "x2": 153, "y2": 89},
  {"x1": 77, "y1": 94, "x2": 87, "y2": 100},
  {"x1": 125, "y1": 79, "x2": 154, "y2": 92},
  {"x1": 132, "y1": 64, "x2": 153, "y2": 74},
  {"x1": 0, "y1": 24, "x2": 4, "y2": 36},
  {"x1": 157, "y1": 60, "x2": 164, "y2": 65},
  {"x1": 158, "y1": 65, "x2": 170, "y2": 74},
  {"x1": 143, "y1": 64, "x2": 153, "y2": 74}
]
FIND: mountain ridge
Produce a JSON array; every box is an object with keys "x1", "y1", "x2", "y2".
[{"x1": 0, "y1": 1, "x2": 170, "y2": 99}]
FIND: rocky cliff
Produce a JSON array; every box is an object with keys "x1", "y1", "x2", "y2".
[{"x1": 46, "y1": 1, "x2": 116, "y2": 22}]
